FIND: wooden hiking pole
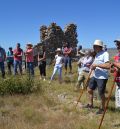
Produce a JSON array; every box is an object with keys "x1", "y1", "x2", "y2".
[
  {"x1": 75, "y1": 70, "x2": 93, "y2": 108},
  {"x1": 97, "y1": 73, "x2": 117, "y2": 129}
]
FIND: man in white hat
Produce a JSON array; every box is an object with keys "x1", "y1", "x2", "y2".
[
  {"x1": 84, "y1": 40, "x2": 110, "y2": 114},
  {"x1": 110, "y1": 39, "x2": 120, "y2": 108}
]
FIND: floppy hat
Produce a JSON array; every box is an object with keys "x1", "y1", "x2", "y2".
[
  {"x1": 78, "y1": 50, "x2": 85, "y2": 55},
  {"x1": 93, "y1": 40, "x2": 103, "y2": 47},
  {"x1": 56, "y1": 48, "x2": 61, "y2": 52}
]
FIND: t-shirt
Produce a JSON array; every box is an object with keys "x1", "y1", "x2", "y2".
[
  {"x1": 55, "y1": 55, "x2": 64, "y2": 67},
  {"x1": 63, "y1": 47, "x2": 72, "y2": 57},
  {"x1": 114, "y1": 53, "x2": 120, "y2": 82},
  {"x1": 13, "y1": 48, "x2": 23, "y2": 61},
  {"x1": 78, "y1": 56, "x2": 93, "y2": 73},
  {"x1": 26, "y1": 48, "x2": 34, "y2": 62},
  {"x1": 7, "y1": 51, "x2": 14, "y2": 62},
  {"x1": 0, "y1": 48, "x2": 6, "y2": 62},
  {"x1": 93, "y1": 50, "x2": 109, "y2": 79}
]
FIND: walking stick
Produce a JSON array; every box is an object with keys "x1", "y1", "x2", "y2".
[
  {"x1": 97, "y1": 72, "x2": 117, "y2": 129},
  {"x1": 75, "y1": 70, "x2": 93, "y2": 108}
]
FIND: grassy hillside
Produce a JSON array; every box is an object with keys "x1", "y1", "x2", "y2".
[{"x1": 0, "y1": 63, "x2": 120, "y2": 129}]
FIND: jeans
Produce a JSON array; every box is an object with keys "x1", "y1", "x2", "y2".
[
  {"x1": 14, "y1": 60, "x2": 22, "y2": 75},
  {"x1": 64, "y1": 56, "x2": 72, "y2": 71},
  {"x1": 7, "y1": 61, "x2": 14, "y2": 74},
  {"x1": 27, "y1": 62, "x2": 34, "y2": 76},
  {"x1": 51, "y1": 65, "x2": 62, "y2": 81},
  {"x1": 0, "y1": 62, "x2": 5, "y2": 78}
]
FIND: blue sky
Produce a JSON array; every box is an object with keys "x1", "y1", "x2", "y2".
[{"x1": 0, "y1": 0, "x2": 120, "y2": 51}]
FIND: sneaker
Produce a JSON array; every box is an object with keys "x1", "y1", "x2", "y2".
[
  {"x1": 48, "y1": 81, "x2": 51, "y2": 85},
  {"x1": 43, "y1": 78, "x2": 46, "y2": 81},
  {"x1": 83, "y1": 104, "x2": 93, "y2": 109},
  {"x1": 39, "y1": 77, "x2": 42, "y2": 80},
  {"x1": 96, "y1": 109, "x2": 104, "y2": 115}
]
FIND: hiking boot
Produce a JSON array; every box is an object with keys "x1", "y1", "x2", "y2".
[
  {"x1": 96, "y1": 109, "x2": 104, "y2": 115},
  {"x1": 83, "y1": 104, "x2": 93, "y2": 109}
]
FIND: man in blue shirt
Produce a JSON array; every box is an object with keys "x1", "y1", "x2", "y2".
[{"x1": 84, "y1": 40, "x2": 110, "y2": 114}]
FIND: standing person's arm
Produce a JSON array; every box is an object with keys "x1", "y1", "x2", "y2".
[
  {"x1": 91, "y1": 52, "x2": 110, "y2": 70},
  {"x1": 112, "y1": 62, "x2": 120, "y2": 69}
]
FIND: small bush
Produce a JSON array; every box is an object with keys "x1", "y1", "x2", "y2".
[{"x1": 0, "y1": 76, "x2": 42, "y2": 95}]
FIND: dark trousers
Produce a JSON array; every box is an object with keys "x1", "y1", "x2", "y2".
[
  {"x1": 38, "y1": 61, "x2": 46, "y2": 76},
  {"x1": 0, "y1": 62, "x2": 5, "y2": 78},
  {"x1": 7, "y1": 61, "x2": 14, "y2": 74}
]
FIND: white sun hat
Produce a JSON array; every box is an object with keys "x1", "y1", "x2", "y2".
[
  {"x1": 93, "y1": 40, "x2": 103, "y2": 47},
  {"x1": 78, "y1": 50, "x2": 86, "y2": 55},
  {"x1": 56, "y1": 48, "x2": 61, "y2": 52}
]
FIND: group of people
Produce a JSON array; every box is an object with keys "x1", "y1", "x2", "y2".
[
  {"x1": 0, "y1": 38, "x2": 120, "y2": 113},
  {"x1": 0, "y1": 42, "x2": 73, "y2": 80},
  {"x1": 75, "y1": 39, "x2": 120, "y2": 114},
  {"x1": 0, "y1": 43, "x2": 34, "y2": 77}
]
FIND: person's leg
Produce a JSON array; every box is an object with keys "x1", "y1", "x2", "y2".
[
  {"x1": 14, "y1": 60, "x2": 18, "y2": 75},
  {"x1": 87, "y1": 77, "x2": 97, "y2": 107},
  {"x1": 42, "y1": 61, "x2": 46, "y2": 80},
  {"x1": 0, "y1": 62, "x2": 5, "y2": 78},
  {"x1": 18, "y1": 61, "x2": 22, "y2": 75},
  {"x1": 75, "y1": 72, "x2": 84, "y2": 91},
  {"x1": 38, "y1": 63, "x2": 43, "y2": 79},
  {"x1": 50, "y1": 66, "x2": 58, "y2": 81},
  {"x1": 64, "y1": 57, "x2": 68, "y2": 74},
  {"x1": 68, "y1": 57, "x2": 72, "y2": 73},
  {"x1": 97, "y1": 79, "x2": 108, "y2": 110},
  {"x1": 29, "y1": 62, "x2": 34, "y2": 76},
  {"x1": 58, "y1": 66, "x2": 62, "y2": 83},
  {"x1": 27, "y1": 62, "x2": 30, "y2": 75},
  {"x1": 7, "y1": 62, "x2": 11, "y2": 74}
]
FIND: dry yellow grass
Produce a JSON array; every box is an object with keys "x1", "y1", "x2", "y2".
[{"x1": 0, "y1": 62, "x2": 119, "y2": 129}]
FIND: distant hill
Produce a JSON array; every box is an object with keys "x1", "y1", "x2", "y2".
[{"x1": 107, "y1": 48, "x2": 117, "y2": 58}]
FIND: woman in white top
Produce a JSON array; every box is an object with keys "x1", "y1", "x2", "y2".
[{"x1": 49, "y1": 48, "x2": 64, "y2": 84}]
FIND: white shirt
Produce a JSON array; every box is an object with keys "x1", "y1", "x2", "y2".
[
  {"x1": 55, "y1": 55, "x2": 63, "y2": 67},
  {"x1": 93, "y1": 50, "x2": 109, "y2": 79}
]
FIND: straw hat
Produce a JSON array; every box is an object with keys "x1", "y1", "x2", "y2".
[
  {"x1": 93, "y1": 40, "x2": 103, "y2": 47},
  {"x1": 56, "y1": 48, "x2": 61, "y2": 52},
  {"x1": 78, "y1": 50, "x2": 85, "y2": 55}
]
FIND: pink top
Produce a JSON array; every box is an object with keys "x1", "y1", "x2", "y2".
[
  {"x1": 114, "y1": 54, "x2": 120, "y2": 82},
  {"x1": 13, "y1": 48, "x2": 23, "y2": 61},
  {"x1": 63, "y1": 47, "x2": 72, "y2": 57},
  {"x1": 25, "y1": 48, "x2": 34, "y2": 62}
]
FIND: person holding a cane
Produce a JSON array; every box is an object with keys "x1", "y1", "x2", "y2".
[
  {"x1": 110, "y1": 39, "x2": 120, "y2": 108},
  {"x1": 84, "y1": 40, "x2": 110, "y2": 114}
]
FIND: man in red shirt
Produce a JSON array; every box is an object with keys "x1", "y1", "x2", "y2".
[{"x1": 13, "y1": 43, "x2": 23, "y2": 75}]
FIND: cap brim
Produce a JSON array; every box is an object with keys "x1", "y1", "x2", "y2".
[
  {"x1": 78, "y1": 52, "x2": 85, "y2": 55},
  {"x1": 93, "y1": 44, "x2": 103, "y2": 47},
  {"x1": 114, "y1": 40, "x2": 120, "y2": 42}
]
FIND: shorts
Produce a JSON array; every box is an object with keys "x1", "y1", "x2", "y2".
[{"x1": 89, "y1": 77, "x2": 108, "y2": 97}]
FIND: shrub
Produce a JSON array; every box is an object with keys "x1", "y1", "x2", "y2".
[{"x1": 0, "y1": 76, "x2": 42, "y2": 95}]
